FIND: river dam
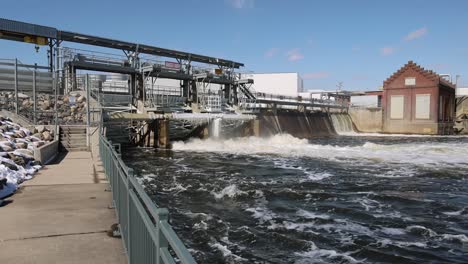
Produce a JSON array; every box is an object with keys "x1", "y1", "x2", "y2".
[
  {"x1": 120, "y1": 120, "x2": 468, "y2": 263},
  {"x1": 1, "y1": 17, "x2": 467, "y2": 264}
]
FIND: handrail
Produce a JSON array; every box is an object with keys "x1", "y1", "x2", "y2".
[{"x1": 99, "y1": 131, "x2": 196, "y2": 264}]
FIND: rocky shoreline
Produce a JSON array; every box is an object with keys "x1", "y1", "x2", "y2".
[
  {"x1": 0, "y1": 117, "x2": 54, "y2": 199},
  {"x1": 0, "y1": 91, "x2": 87, "y2": 125}
]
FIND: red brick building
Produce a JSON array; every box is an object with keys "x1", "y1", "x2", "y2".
[{"x1": 382, "y1": 61, "x2": 455, "y2": 134}]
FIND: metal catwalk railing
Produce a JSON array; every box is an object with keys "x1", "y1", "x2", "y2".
[{"x1": 99, "y1": 132, "x2": 196, "y2": 264}]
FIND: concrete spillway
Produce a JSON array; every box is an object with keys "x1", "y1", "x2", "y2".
[
  {"x1": 330, "y1": 113, "x2": 355, "y2": 134},
  {"x1": 256, "y1": 111, "x2": 336, "y2": 138}
]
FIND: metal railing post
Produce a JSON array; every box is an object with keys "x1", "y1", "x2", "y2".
[
  {"x1": 127, "y1": 168, "x2": 133, "y2": 261},
  {"x1": 156, "y1": 208, "x2": 169, "y2": 264},
  {"x1": 14, "y1": 58, "x2": 18, "y2": 114},
  {"x1": 86, "y1": 74, "x2": 90, "y2": 147}
]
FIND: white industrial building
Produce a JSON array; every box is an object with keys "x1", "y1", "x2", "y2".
[
  {"x1": 299, "y1": 90, "x2": 328, "y2": 100},
  {"x1": 241, "y1": 72, "x2": 303, "y2": 97},
  {"x1": 456, "y1": 87, "x2": 468, "y2": 97},
  {"x1": 100, "y1": 72, "x2": 306, "y2": 98},
  {"x1": 350, "y1": 95, "x2": 380, "y2": 107}
]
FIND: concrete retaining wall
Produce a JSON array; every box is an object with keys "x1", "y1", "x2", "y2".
[
  {"x1": 349, "y1": 107, "x2": 383, "y2": 133},
  {"x1": 34, "y1": 139, "x2": 59, "y2": 165}
]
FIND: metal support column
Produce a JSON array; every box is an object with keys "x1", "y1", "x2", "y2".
[
  {"x1": 54, "y1": 68, "x2": 58, "y2": 131},
  {"x1": 56, "y1": 41, "x2": 62, "y2": 94},
  {"x1": 33, "y1": 69, "x2": 37, "y2": 124},
  {"x1": 48, "y1": 41, "x2": 54, "y2": 72},
  {"x1": 14, "y1": 58, "x2": 18, "y2": 114},
  {"x1": 190, "y1": 81, "x2": 197, "y2": 104}
]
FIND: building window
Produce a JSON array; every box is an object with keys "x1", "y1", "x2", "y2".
[
  {"x1": 390, "y1": 95, "x2": 404, "y2": 119},
  {"x1": 405, "y1": 77, "x2": 416, "y2": 86},
  {"x1": 415, "y1": 94, "x2": 431, "y2": 119}
]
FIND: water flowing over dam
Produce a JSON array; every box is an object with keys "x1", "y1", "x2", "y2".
[
  {"x1": 330, "y1": 113, "x2": 355, "y2": 134},
  {"x1": 257, "y1": 111, "x2": 336, "y2": 138},
  {"x1": 123, "y1": 135, "x2": 468, "y2": 264}
]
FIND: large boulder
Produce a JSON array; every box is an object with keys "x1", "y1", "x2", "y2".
[
  {"x1": 22, "y1": 99, "x2": 31, "y2": 107},
  {"x1": 17, "y1": 93, "x2": 29, "y2": 99},
  {"x1": 15, "y1": 142, "x2": 27, "y2": 149},
  {"x1": 41, "y1": 100, "x2": 51, "y2": 110},
  {"x1": 36, "y1": 125, "x2": 45, "y2": 133},
  {"x1": 15, "y1": 130, "x2": 26, "y2": 138},
  {"x1": 13, "y1": 149, "x2": 34, "y2": 160},
  {"x1": 77, "y1": 95, "x2": 86, "y2": 103},
  {"x1": 0, "y1": 142, "x2": 13, "y2": 152},
  {"x1": 10, "y1": 155, "x2": 26, "y2": 167},
  {"x1": 42, "y1": 131, "x2": 52, "y2": 141},
  {"x1": 1, "y1": 161, "x2": 18, "y2": 171},
  {"x1": 32, "y1": 133, "x2": 43, "y2": 140},
  {"x1": 32, "y1": 141, "x2": 45, "y2": 148}
]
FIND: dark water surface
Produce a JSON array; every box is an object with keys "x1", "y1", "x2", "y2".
[{"x1": 122, "y1": 135, "x2": 468, "y2": 263}]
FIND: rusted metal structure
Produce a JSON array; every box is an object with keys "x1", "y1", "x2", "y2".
[{"x1": 382, "y1": 61, "x2": 456, "y2": 134}]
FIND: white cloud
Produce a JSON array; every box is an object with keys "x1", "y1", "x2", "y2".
[
  {"x1": 302, "y1": 72, "x2": 330, "y2": 79},
  {"x1": 286, "y1": 48, "x2": 304, "y2": 62},
  {"x1": 404, "y1": 27, "x2": 428, "y2": 41},
  {"x1": 380, "y1": 46, "x2": 395, "y2": 56},
  {"x1": 265, "y1": 48, "x2": 279, "y2": 58},
  {"x1": 226, "y1": 0, "x2": 254, "y2": 9}
]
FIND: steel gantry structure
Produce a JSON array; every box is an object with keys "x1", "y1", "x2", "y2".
[{"x1": 0, "y1": 18, "x2": 254, "y2": 112}]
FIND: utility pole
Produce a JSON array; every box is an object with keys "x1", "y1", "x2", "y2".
[{"x1": 336, "y1": 82, "x2": 343, "y2": 92}]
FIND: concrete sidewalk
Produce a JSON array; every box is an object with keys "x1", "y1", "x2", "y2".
[{"x1": 0, "y1": 151, "x2": 127, "y2": 264}]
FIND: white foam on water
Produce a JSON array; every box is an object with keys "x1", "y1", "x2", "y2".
[
  {"x1": 163, "y1": 183, "x2": 189, "y2": 193},
  {"x1": 443, "y1": 207, "x2": 467, "y2": 216},
  {"x1": 339, "y1": 132, "x2": 468, "y2": 138},
  {"x1": 245, "y1": 205, "x2": 277, "y2": 224},
  {"x1": 441, "y1": 234, "x2": 468, "y2": 243},
  {"x1": 211, "y1": 184, "x2": 248, "y2": 199},
  {"x1": 406, "y1": 225, "x2": 438, "y2": 237},
  {"x1": 210, "y1": 242, "x2": 246, "y2": 262},
  {"x1": 268, "y1": 221, "x2": 317, "y2": 232},
  {"x1": 376, "y1": 238, "x2": 428, "y2": 249},
  {"x1": 295, "y1": 242, "x2": 361, "y2": 264},
  {"x1": 380, "y1": 227, "x2": 406, "y2": 236},
  {"x1": 137, "y1": 173, "x2": 156, "y2": 184},
  {"x1": 296, "y1": 209, "x2": 331, "y2": 220},
  {"x1": 172, "y1": 134, "x2": 468, "y2": 170},
  {"x1": 354, "y1": 196, "x2": 383, "y2": 212},
  {"x1": 193, "y1": 220, "x2": 208, "y2": 230}
]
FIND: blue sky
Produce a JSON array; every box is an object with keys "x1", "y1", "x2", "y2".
[{"x1": 1, "y1": 0, "x2": 468, "y2": 90}]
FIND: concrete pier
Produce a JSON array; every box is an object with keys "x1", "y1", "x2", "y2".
[
  {"x1": 0, "y1": 151, "x2": 127, "y2": 264},
  {"x1": 157, "y1": 119, "x2": 170, "y2": 148}
]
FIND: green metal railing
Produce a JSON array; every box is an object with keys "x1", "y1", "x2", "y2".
[{"x1": 99, "y1": 132, "x2": 196, "y2": 264}]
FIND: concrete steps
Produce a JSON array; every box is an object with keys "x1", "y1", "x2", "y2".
[{"x1": 60, "y1": 126, "x2": 89, "y2": 152}]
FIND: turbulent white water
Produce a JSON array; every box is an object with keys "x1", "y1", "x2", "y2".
[
  {"x1": 127, "y1": 134, "x2": 468, "y2": 263},
  {"x1": 172, "y1": 134, "x2": 468, "y2": 170}
]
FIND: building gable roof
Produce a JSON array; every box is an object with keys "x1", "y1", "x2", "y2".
[{"x1": 383, "y1": 61, "x2": 455, "y2": 88}]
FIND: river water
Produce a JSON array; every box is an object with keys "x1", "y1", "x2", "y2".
[{"x1": 122, "y1": 134, "x2": 468, "y2": 264}]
